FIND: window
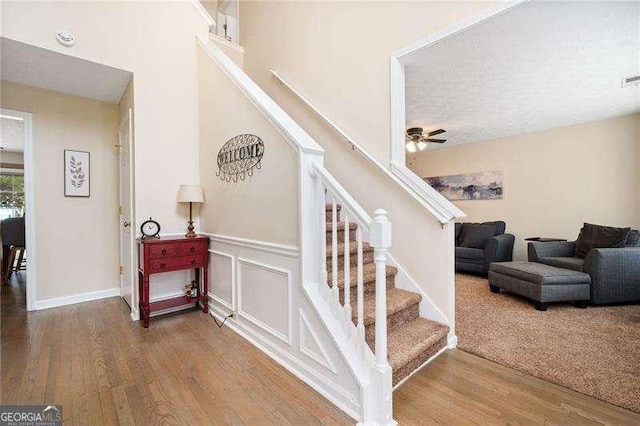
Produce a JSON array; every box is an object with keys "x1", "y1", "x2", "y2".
[{"x1": 0, "y1": 174, "x2": 25, "y2": 220}]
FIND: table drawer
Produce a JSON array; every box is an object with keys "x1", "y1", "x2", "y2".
[
  {"x1": 179, "y1": 241, "x2": 208, "y2": 256},
  {"x1": 149, "y1": 243, "x2": 180, "y2": 259},
  {"x1": 150, "y1": 254, "x2": 206, "y2": 273}
]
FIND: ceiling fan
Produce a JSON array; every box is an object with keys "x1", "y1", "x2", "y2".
[{"x1": 405, "y1": 127, "x2": 447, "y2": 153}]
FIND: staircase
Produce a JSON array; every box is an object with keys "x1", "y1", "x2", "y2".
[{"x1": 325, "y1": 204, "x2": 449, "y2": 386}]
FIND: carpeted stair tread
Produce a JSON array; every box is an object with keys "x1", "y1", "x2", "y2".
[
  {"x1": 387, "y1": 318, "x2": 449, "y2": 374},
  {"x1": 326, "y1": 221, "x2": 358, "y2": 232},
  {"x1": 326, "y1": 242, "x2": 373, "y2": 258},
  {"x1": 357, "y1": 288, "x2": 422, "y2": 327},
  {"x1": 332, "y1": 263, "x2": 398, "y2": 290}
]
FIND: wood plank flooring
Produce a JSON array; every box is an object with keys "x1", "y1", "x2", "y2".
[{"x1": 3, "y1": 277, "x2": 639, "y2": 425}]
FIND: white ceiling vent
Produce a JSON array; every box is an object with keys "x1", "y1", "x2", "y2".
[{"x1": 622, "y1": 74, "x2": 640, "y2": 88}]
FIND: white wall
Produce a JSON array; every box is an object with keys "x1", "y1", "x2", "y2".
[
  {"x1": 410, "y1": 114, "x2": 640, "y2": 260},
  {"x1": 1, "y1": 81, "x2": 119, "y2": 301},
  {"x1": 1, "y1": 1, "x2": 211, "y2": 304}
]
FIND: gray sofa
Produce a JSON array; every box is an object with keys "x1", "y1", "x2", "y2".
[
  {"x1": 455, "y1": 221, "x2": 515, "y2": 275},
  {"x1": 528, "y1": 231, "x2": 640, "y2": 305}
]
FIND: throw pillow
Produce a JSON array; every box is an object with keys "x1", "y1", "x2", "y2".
[
  {"x1": 625, "y1": 230, "x2": 640, "y2": 247},
  {"x1": 459, "y1": 225, "x2": 496, "y2": 249},
  {"x1": 481, "y1": 221, "x2": 506, "y2": 235},
  {"x1": 575, "y1": 223, "x2": 631, "y2": 258}
]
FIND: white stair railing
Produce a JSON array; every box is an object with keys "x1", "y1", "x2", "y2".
[
  {"x1": 311, "y1": 163, "x2": 394, "y2": 425},
  {"x1": 199, "y1": 37, "x2": 395, "y2": 424}
]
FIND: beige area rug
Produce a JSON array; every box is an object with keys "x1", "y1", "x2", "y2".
[{"x1": 456, "y1": 273, "x2": 640, "y2": 414}]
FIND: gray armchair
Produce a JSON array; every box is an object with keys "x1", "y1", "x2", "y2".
[
  {"x1": 455, "y1": 221, "x2": 515, "y2": 275},
  {"x1": 528, "y1": 239, "x2": 640, "y2": 305}
]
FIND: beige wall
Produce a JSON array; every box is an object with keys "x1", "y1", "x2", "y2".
[
  {"x1": 1, "y1": 81, "x2": 119, "y2": 300},
  {"x1": 1, "y1": 1, "x2": 209, "y2": 234},
  {"x1": 410, "y1": 114, "x2": 640, "y2": 260},
  {"x1": 2, "y1": 2, "x2": 211, "y2": 303},
  {"x1": 198, "y1": 48, "x2": 298, "y2": 246},
  {"x1": 238, "y1": 2, "x2": 493, "y2": 323}
]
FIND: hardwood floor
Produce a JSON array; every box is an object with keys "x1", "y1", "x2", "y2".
[{"x1": 2, "y1": 278, "x2": 639, "y2": 425}]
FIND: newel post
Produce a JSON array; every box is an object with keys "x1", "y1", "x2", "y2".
[{"x1": 367, "y1": 209, "x2": 395, "y2": 425}]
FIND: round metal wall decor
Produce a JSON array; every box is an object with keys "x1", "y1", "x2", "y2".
[{"x1": 216, "y1": 134, "x2": 264, "y2": 182}]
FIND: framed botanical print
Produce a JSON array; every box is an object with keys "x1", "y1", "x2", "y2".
[{"x1": 64, "y1": 150, "x2": 90, "y2": 197}]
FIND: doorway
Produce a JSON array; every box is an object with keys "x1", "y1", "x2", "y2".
[
  {"x1": 1, "y1": 108, "x2": 36, "y2": 311},
  {"x1": 118, "y1": 107, "x2": 135, "y2": 315}
]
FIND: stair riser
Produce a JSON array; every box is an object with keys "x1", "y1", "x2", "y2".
[
  {"x1": 364, "y1": 303, "x2": 420, "y2": 351},
  {"x1": 392, "y1": 335, "x2": 448, "y2": 386},
  {"x1": 327, "y1": 250, "x2": 375, "y2": 270}
]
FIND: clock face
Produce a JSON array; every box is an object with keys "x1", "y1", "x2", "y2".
[{"x1": 141, "y1": 218, "x2": 160, "y2": 238}]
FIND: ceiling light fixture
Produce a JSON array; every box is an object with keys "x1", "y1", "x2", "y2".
[{"x1": 405, "y1": 127, "x2": 447, "y2": 152}]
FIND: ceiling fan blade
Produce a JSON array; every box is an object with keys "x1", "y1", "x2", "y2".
[
  {"x1": 427, "y1": 129, "x2": 446, "y2": 137},
  {"x1": 424, "y1": 138, "x2": 447, "y2": 143}
]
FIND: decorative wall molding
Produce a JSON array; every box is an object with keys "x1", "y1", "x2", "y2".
[
  {"x1": 299, "y1": 310, "x2": 338, "y2": 374},
  {"x1": 205, "y1": 233, "x2": 299, "y2": 258},
  {"x1": 209, "y1": 307, "x2": 360, "y2": 421},
  {"x1": 35, "y1": 287, "x2": 119, "y2": 311},
  {"x1": 209, "y1": 250, "x2": 235, "y2": 310},
  {"x1": 237, "y1": 257, "x2": 293, "y2": 345}
]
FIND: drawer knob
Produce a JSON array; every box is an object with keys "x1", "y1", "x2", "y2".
[
  {"x1": 162, "y1": 249, "x2": 167, "y2": 255},
  {"x1": 160, "y1": 262, "x2": 166, "y2": 269},
  {"x1": 190, "y1": 247, "x2": 195, "y2": 253},
  {"x1": 191, "y1": 259, "x2": 196, "y2": 265}
]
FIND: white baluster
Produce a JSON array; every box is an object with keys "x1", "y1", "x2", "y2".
[
  {"x1": 331, "y1": 197, "x2": 340, "y2": 315},
  {"x1": 370, "y1": 209, "x2": 393, "y2": 425},
  {"x1": 343, "y1": 212, "x2": 352, "y2": 336},
  {"x1": 320, "y1": 186, "x2": 328, "y2": 302},
  {"x1": 356, "y1": 226, "x2": 365, "y2": 358}
]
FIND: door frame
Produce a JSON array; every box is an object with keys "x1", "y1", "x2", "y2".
[
  {"x1": 118, "y1": 107, "x2": 136, "y2": 320},
  {"x1": 1, "y1": 108, "x2": 36, "y2": 311}
]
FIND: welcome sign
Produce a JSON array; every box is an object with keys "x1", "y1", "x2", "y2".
[{"x1": 216, "y1": 134, "x2": 264, "y2": 182}]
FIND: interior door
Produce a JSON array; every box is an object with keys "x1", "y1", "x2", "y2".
[{"x1": 118, "y1": 108, "x2": 134, "y2": 310}]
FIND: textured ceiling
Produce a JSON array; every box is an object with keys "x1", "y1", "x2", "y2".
[
  {"x1": 1, "y1": 37, "x2": 132, "y2": 104},
  {"x1": 0, "y1": 116, "x2": 24, "y2": 153},
  {"x1": 404, "y1": 1, "x2": 640, "y2": 150}
]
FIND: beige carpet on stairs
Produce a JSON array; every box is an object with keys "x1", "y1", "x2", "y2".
[
  {"x1": 456, "y1": 273, "x2": 640, "y2": 414},
  {"x1": 325, "y1": 204, "x2": 449, "y2": 385}
]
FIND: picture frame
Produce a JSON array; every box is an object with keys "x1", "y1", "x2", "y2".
[{"x1": 64, "y1": 150, "x2": 90, "y2": 197}]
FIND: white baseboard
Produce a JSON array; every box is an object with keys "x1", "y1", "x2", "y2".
[
  {"x1": 35, "y1": 287, "x2": 119, "y2": 310},
  {"x1": 209, "y1": 307, "x2": 360, "y2": 422}
]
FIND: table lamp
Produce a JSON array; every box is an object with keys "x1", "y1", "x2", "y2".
[{"x1": 177, "y1": 185, "x2": 204, "y2": 238}]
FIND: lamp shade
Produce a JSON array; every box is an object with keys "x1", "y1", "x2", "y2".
[{"x1": 177, "y1": 185, "x2": 204, "y2": 203}]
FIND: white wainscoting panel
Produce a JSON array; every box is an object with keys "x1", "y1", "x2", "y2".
[
  {"x1": 299, "y1": 310, "x2": 338, "y2": 374},
  {"x1": 238, "y1": 258, "x2": 292, "y2": 345},
  {"x1": 204, "y1": 233, "x2": 361, "y2": 420},
  {"x1": 210, "y1": 250, "x2": 234, "y2": 310}
]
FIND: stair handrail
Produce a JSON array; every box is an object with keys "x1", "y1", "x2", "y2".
[
  {"x1": 200, "y1": 36, "x2": 394, "y2": 424},
  {"x1": 271, "y1": 69, "x2": 464, "y2": 225}
]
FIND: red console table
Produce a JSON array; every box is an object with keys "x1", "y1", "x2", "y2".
[{"x1": 137, "y1": 236, "x2": 209, "y2": 328}]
